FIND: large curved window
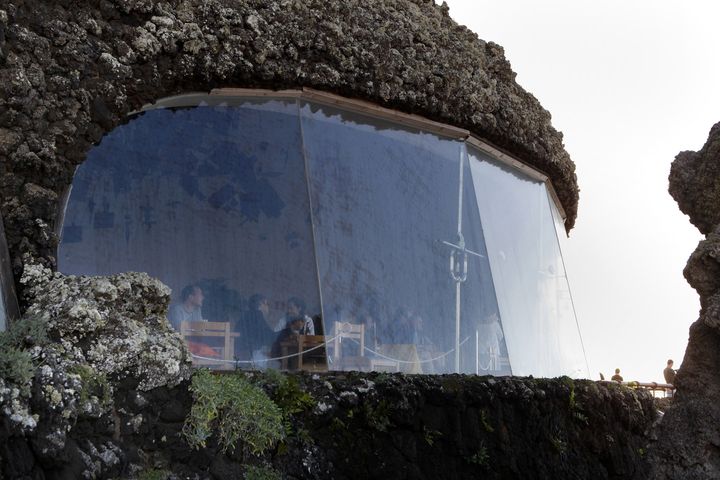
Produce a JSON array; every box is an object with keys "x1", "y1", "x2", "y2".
[{"x1": 58, "y1": 91, "x2": 588, "y2": 377}]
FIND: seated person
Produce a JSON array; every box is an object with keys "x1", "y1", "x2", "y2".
[
  {"x1": 168, "y1": 284, "x2": 204, "y2": 329},
  {"x1": 235, "y1": 294, "x2": 276, "y2": 361},
  {"x1": 270, "y1": 316, "x2": 306, "y2": 368},
  {"x1": 278, "y1": 297, "x2": 315, "y2": 334}
]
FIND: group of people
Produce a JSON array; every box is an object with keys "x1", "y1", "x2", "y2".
[
  {"x1": 169, "y1": 284, "x2": 506, "y2": 373},
  {"x1": 606, "y1": 359, "x2": 677, "y2": 385},
  {"x1": 168, "y1": 284, "x2": 318, "y2": 365}
]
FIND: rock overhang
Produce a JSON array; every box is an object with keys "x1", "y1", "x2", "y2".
[{"x1": 0, "y1": 0, "x2": 578, "y2": 289}]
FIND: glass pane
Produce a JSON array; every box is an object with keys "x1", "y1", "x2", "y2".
[
  {"x1": 0, "y1": 277, "x2": 6, "y2": 332},
  {"x1": 469, "y1": 147, "x2": 588, "y2": 377},
  {"x1": 0, "y1": 214, "x2": 18, "y2": 331},
  {"x1": 58, "y1": 99, "x2": 324, "y2": 370},
  {"x1": 301, "y1": 103, "x2": 505, "y2": 374}
]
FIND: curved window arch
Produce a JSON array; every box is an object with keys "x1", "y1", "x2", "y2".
[{"x1": 58, "y1": 90, "x2": 588, "y2": 377}]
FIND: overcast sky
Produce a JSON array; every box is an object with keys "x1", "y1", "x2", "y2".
[{"x1": 442, "y1": 0, "x2": 720, "y2": 382}]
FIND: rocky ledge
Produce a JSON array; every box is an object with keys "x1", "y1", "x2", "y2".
[{"x1": 648, "y1": 122, "x2": 720, "y2": 479}]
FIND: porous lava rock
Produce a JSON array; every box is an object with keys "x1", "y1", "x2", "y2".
[
  {"x1": 0, "y1": 0, "x2": 578, "y2": 292},
  {"x1": 669, "y1": 122, "x2": 720, "y2": 236},
  {"x1": 0, "y1": 261, "x2": 191, "y2": 479},
  {"x1": 4, "y1": 368, "x2": 656, "y2": 480},
  {"x1": 649, "y1": 122, "x2": 720, "y2": 479}
]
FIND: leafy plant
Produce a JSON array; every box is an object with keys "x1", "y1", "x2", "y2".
[
  {"x1": 363, "y1": 399, "x2": 391, "y2": 432},
  {"x1": 550, "y1": 435, "x2": 567, "y2": 455},
  {"x1": 183, "y1": 369, "x2": 285, "y2": 454},
  {"x1": 0, "y1": 315, "x2": 48, "y2": 395},
  {"x1": 68, "y1": 364, "x2": 112, "y2": 407},
  {"x1": 479, "y1": 409, "x2": 494, "y2": 433},
  {"x1": 138, "y1": 469, "x2": 172, "y2": 480},
  {"x1": 245, "y1": 464, "x2": 281, "y2": 480},
  {"x1": 467, "y1": 442, "x2": 489, "y2": 467},
  {"x1": 423, "y1": 425, "x2": 443, "y2": 446},
  {"x1": 273, "y1": 374, "x2": 314, "y2": 416}
]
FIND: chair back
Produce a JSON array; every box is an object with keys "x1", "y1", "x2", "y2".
[
  {"x1": 180, "y1": 321, "x2": 234, "y2": 370},
  {"x1": 180, "y1": 321, "x2": 231, "y2": 336},
  {"x1": 333, "y1": 321, "x2": 365, "y2": 360}
]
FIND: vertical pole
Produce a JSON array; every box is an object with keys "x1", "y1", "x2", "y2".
[
  {"x1": 454, "y1": 148, "x2": 465, "y2": 374},
  {"x1": 455, "y1": 281, "x2": 461, "y2": 373},
  {"x1": 475, "y1": 330, "x2": 479, "y2": 375}
]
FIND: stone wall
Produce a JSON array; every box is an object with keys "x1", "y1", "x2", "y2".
[
  {"x1": 5, "y1": 369, "x2": 655, "y2": 480},
  {"x1": 0, "y1": 0, "x2": 578, "y2": 294},
  {"x1": 648, "y1": 122, "x2": 720, "y2": 479},
  {"x1": 0, "y1": 263, "x2": 656, "y2": 479}
]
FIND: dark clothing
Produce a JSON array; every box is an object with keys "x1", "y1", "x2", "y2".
[
  {"x1": 664, "y1": 367, "x2": 676, "y2": 384},
  {"x1": 271, "y1": 327, "x2": 300, "y2": 364},
  {"x1": 234, "y1": 309, "x2": 275, "y2": 360},
  {"x1": 611, "y1": 374, "x2": 623, "y2": 382}
]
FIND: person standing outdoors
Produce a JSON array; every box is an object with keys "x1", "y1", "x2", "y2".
[
  {"x1": 611, "y1": 368, "x2": 623, "y2": 382},
  {"x1": 664, "y1": 359, "x2": 676, "y2": 384}
]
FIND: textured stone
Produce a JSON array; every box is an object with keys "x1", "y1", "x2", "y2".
[
  {"x1": 0, "y1": 0, "x2": 578, "y2": 288},
  {"x1": 649, "y1": 122, "x2": 720, "y2": 478},
  {"x1": 3, "y1": 370, "x2": 657, "y2": 479},
  {"x1": 20, "y1": 262, "x2": 192, "y2": 392},
  {"x1": 669, "y1": 123, "x2": 720, "y2": 235}
]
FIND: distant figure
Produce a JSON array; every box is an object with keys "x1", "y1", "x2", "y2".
[
  {"x1": 270, "y1": 316, "x2": 306, "y2": 362},
  {"x1": 599, "y1": 372, "x2": 605, "y2": 381},
  {"x1": 278, "y1": 297, "x2": 315, "y2": 334},
  {"x1": 611, "y1": 368, "x2": 623, "y2": 382},
  {"x1": 236, "y1": 294, "x2": 276, "y2": 360},
  {"x1": 168, "y1": 284, "x2": 204, "y2": 329},
  {"x1": 663, "y1": 359, "x2": 676, "y2": 384}
]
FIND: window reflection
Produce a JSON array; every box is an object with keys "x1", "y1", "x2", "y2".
[
  {"x1": 300, "y1": 103, "x2": 507, "y2": 375},
  {"x1": 57, "y1": 94, "x2": 586, "y2": 377},
  {"x1": 469, "y1": 148, "x2": 588, "y2": 377},
  {"x1": 59, "y1": 101, "x2": 323, "y2": 371}
]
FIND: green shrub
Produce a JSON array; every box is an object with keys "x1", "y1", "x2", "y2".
[
  {"x1": 467, "y1": 442, "x2": 489, "y2": 467},
  {"x1": 0, "y1": 315, "x2": 48, "y2": 394},
  {"x1": 138, "y1": 469, "x2": 171, "y2": 480},
  {"x1": 245, "y1": 464, "x2": 282, "y2": 480},
  {"x1": 0, "y1": 347, "x2": 34, "y2": 394},
  {"x1": 68, "y1": 364, "x2": 112, "y2": 407},
  {"x1": 273, "y1": 375, "x2": 314, "y2": 416},
  {"x1": 183, "y1": 370, "x2": 285, "y2": 454}
]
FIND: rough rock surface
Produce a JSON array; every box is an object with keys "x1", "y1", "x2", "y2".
[
  {"x1": 0, "y1": 262, "x2": 191, "y2": 479},
  {"x1": 649, "y1": 122, "x2": 720, "y2": 479},
  {"x1": 669, "y1": 123, "x2": 720, "y2": 235},
  {"x1": 4, "y1": 369, "x2": 655, "y2": 480},
  {"x1": 0, "y1": 0, "x2": 578, "y2": 291}
]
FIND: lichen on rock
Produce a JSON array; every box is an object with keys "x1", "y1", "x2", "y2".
[{"x1": 20, "y1": 261, "x2": 191, "y2": 392}]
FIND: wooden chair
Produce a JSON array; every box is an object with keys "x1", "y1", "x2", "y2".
[
  {"x1": 332, "y1": 322, "x2": 364, "y2": 360},
  {"x1": 180, "y1": 321, "x2": 239, "y2": 371},
  {"x1": 330, "y1": 321, "x2": 400, "y2": 372},
  {"x1": 280, "y1": 335, "x2": 328, "y2": 372}
]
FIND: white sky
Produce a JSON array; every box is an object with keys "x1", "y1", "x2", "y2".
[{"x1": 443, "y1": 0, "x2": 720, "y2": 382}]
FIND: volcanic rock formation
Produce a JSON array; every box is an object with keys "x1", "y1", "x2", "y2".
[
  {"x1": 649, "y1": 122, "x2": 720, "y2": 479},
  {"x1": 0, "y1": 1, "x2": 662, "y2": 478},
  {"x1": 0, "y1": 0, "x2": 578, "y2": 292}
]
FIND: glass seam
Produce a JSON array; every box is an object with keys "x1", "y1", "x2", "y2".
[
  {"x1": 297, "y1": 99, "x2": 328, "y2": 352},
  {"x1": 545, "y1": 187, "x2": 590, "y2": 378},
  {"x1": 466, "y1": 145, "x2": 513, "y2": 376}
]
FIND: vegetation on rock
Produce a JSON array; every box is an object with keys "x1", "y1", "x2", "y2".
[{"x1": 183, "y1": 369, "x2": 285, "y2": 454}]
